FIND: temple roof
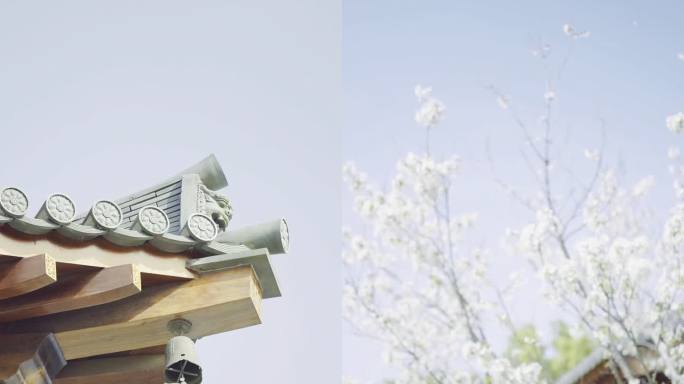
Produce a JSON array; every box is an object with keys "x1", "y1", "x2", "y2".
[
  {"x1": 555, "y1": 349, "x2": 606, "y2": 384},
  {"x1": 0, "y1": 154, "x2": 288, "y2": 298},
  {"x1": 555, "y1": 337, "x2": 660, "y2": 384}
]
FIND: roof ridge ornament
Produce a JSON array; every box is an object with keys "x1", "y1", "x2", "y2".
[
  {"x1": 183, "y1": 213, "x2": 218, "y2": 243},
  {"x1": 176, "y1": 154, "x2": 228, "y2": 190},
  {"x1": 37, "y1": 193, "x2": 76, "y2": 225},
  {"x1": 0, "y1": 187, "x2": 29, "y2": 218},
  {"x1": 135, "y1": 205, "x2": 170, "y2": 236},
  {"x1": 196, "y1": 185, "x2": 232, "y2": 231},
  {"x1": 84, "y1": 200, "x2": 123, "y2": 230},
  {"x1": 218, "y1": 219, "x2": 289, "y2": 255},
  {"x1": 81, "y1": 154, "x2": 231, "y2": 234}
]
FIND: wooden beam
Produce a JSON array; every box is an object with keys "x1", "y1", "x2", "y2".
[
  {"x1": 0, "y1": 226, "x2": 194, "y2": 280},
  {"x1": 0, "y1": 333, "x2": 66, "y2": 384},
  {"x1": 4, "y1": 266, "x2": 261, "y2": 360},
  {"x1": 54, "y1": 355, "x2": 164, "y2": 384},
  {"x1": 107, "y1": 344, "x2": 166, "y2": 356},
  {"x1": 0, "y1": 264, "x2": 141, "y2": 322},
  {"x1": 0, "y1": 254, "x2": 57, "y2": 300}
]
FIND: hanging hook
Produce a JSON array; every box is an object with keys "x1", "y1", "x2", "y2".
[{"x1": 167, "y1": 318, "x2": 193, "y2": 336}]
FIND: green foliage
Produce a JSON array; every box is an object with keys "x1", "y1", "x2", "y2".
[
  {"x1": 505, "y1": 322, "x2": 594, "y2": 381},
  {"x1": 547, "y1": 322, "x2": 595, "y2": 380},
  {"x1": 506, "y1": 324, "x2": 546, "y2": 366}
]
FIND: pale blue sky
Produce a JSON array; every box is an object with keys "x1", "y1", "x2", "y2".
[
  {"x1": 0, "y1": 1, "x2": 340, "y2": 383},
  {"x1": 343, "y1": 0, "x2": 684, "y2": 380}
]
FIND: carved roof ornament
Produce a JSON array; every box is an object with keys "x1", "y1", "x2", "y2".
[
  {"x1": 217, "y1": 218, "x2": 290, "y2": 255},
  {"x1": 37, "y1": 193, "x2": 76, "y2": 225},
  {"x1": 280, "y1": 219, "x2": 290, "y2": 252},
  {"x1": 0, "y1": 187, "x2": 29, "y2": 218},
  {"x1": 197, "y1": 185, "x2": 233, "y2": 231},
  {"x1": 86, "y1": 200, "x2": 122, "y2": 230},
  {"x1": 185, "y1": 213, "x2": 218, "y2": 242},
  {"x1": 136, "y1": 206, "x2": 170, "y2": 236}
]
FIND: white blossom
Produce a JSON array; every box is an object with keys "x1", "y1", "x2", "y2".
[
  {"x1": 544, "y1": 90, "x2": 556, "y2": 103},
  {"x1": 414, "y1": 84, "x2": 446, "y2": 128},
  {"x1": 632, "y1": 176, "x2": 655, "y2": 198},
  {"x1": 563, "y1": 23, "x2": 591, "y2": 39},
  {"x1": 668, "y1": 147, "x2": 680, "y2": 160},
  {"x1": 664, "y1": 204, "x2": 684, "y2": 246},
  {"x1": 415, "y1": 97, "x2": 446, "y2": 127},
  {"x1": 343, "y1": 151, "x2": 543, "y2": 383},
  {"x1": 584, "y1": 148, "x2": 600, "y2": 161},
  {"x1": 414, "y1": 84, "x2": 432, "y2": 102},
  {"x1": 562, "y1": 24, "x2": 573, "y2": 35},
  {"x1": 496, "y1": 94, "x2": 510, "y2": 110},
  {"x1": 531, "y1": 44, "x2": 551, "y2": 59},
  {"x1": 666, "y1": 112, "x2": 684, "y2": 133}
]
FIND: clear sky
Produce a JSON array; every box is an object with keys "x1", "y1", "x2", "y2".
[
  {"x1": 0, "y1": 1, "x2": 340, "y2": 383},
  {"x1": 343, "y1": 0, "x2": 684, "y2": 381}
]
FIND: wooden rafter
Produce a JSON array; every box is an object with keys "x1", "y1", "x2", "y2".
[
  {"x1": 0, "y1": 254, "x2": 57, "y2": 300},
  {"x1": 0, "y1": 264, "x2": 141, "y2": 322},
  {"x1": 0, "y1": 226, "x2": 194, "y2": 280}
]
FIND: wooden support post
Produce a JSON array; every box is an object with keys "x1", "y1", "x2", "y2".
[
  {"x1": 0, "y1": 264, "x2": 141, "y2": 322},
  {"x1": 54, "y1": 355, "x2": 165, "y2": 384},
  {"x1": 0, "y1": 254, "x2": 57, "y2": 300},
  {"x1": 4, "y1": 266, "x2": 262, "y2": 360}
]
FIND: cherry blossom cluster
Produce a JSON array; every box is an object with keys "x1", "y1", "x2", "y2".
[{"x1": 343, "y1": 89, "x2": 544, "y2": 384}]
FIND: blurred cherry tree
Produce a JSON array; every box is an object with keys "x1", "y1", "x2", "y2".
[
  {"x1": 343, "y1": 83, "x2": 546, "y2": 383},
  {"x1": 343, "y1": 23, "x2": 684, "y2": 384}
]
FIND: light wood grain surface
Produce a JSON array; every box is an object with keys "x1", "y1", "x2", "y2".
[
  {"x1": 4, "y1": 266, "x2": 262, "y2": 360},
  {"x1": 0, "y1": 253, "x2": 57, "y2": 300},
  {"x1": 0, "y1": 264, "x2": 141, "y2": 322},
  {"x1": 55, "y1": 355, "x2": 165, "y2": 384}
]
